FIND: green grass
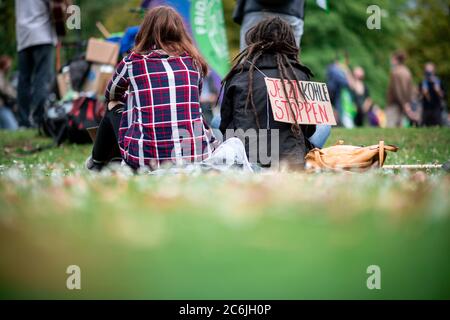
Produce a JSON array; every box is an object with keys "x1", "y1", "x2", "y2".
[
  {"x1": 0, "y1": 128, "x2": 449, "y2": 299},
  {"x1": 1, "y1": 127, "x2": 448, "y2": 168}
]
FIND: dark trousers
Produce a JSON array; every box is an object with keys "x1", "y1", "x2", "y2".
[
  {"x1": 422, "y1": 110, "x2": 442, "y2": 127},
  {"x1": 92, "y1": 106, "x2": 123, "y2": 163},
  {"x1": 17, "y1": 44, "x2": 54, "y2": 127}
]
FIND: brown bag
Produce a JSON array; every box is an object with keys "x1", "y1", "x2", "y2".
[{"x1": 305, "y1": 140, "x2": 399, "y2": 171}]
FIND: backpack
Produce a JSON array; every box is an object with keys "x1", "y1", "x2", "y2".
[
  {"x1": 67, "y1": 97, "x2": 105, "y2": 143},
  {"x1": 42, "y1": 97, "x2": 105, "y2": 145},
  {"x1": 305, "y1": 140, "x2": 398, "y2": 172}
]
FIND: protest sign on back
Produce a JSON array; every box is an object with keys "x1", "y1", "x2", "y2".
[{"x1": 264, "y1": 77, "x2": 337, "y2": 125}]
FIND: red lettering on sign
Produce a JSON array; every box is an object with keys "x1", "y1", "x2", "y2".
[
  {"x1": 287, "y1": 81, "x2": 295, "y2": 100},
  {"x1": 311, "y1": 102, "x2": 322, "y2": 124},
  {"x1": 297, "y1": 101, "x2": 304, "y2": 122},
  {"x1": 318, "y1": 103, "x2": 329, "y2": 123},
  {"x1": 274, "y1": 99, "x2": 285, "y2": 120},
  {"x1": 267, "y1": 79, "x2": 278, "y2": 97},
  {"x1": 291, "y1": 100, "x2": 299, "y2": 122},
  {"x1": 283, "y1": 100, "x2": 291, "y2": 122},
  {"x1": 305, "y1": 102, "x2": 312, "y2": 123}
]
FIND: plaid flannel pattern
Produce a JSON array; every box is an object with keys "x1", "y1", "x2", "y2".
[{"x1": 105, "y1": 51, "x2": 212, "y2": 169}]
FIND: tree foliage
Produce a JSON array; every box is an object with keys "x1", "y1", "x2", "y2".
[
  {"x1": 0, "y1": 0, "x2": 18, "y2": 58},
  {"x1": 404, "y1": 0, "x2": 450, "y2": 106},
  {"x1": 295, "y1": 0, "x2": 410, "y2": 106},
  {"x1": 223, "y1": 0, "x2": 411, "y2": 106}
]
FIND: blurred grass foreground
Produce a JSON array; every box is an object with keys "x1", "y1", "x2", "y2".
[{"x1": 0, "y1": 128, "x2": 449, "y2": 299}]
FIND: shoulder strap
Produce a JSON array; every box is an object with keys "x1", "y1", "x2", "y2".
[
  {"x1": 246, "y1": 60, "x2": 271, "y2": 129},
  {"x1": 246, "y1": 60, "x2": 269, "y2": 78}
]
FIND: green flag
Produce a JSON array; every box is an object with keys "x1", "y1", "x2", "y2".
[{"x1": 190, "y1": 0, "x2": 230, "y2": 78}]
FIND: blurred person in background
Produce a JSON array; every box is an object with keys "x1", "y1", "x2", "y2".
[
  {"x1": 420, "y1": 62, "x2": 444, "y2": 127},
  {"x1": 326, "y1": 57, "x2": 350, "y2": 126},
  {"x1": 0, "y1": 56, "x2": 19, "y2": 131},
  {"x1": 200, "y1": 73, "x2": 222, "y2": 141},
  {"x1": 409, "y1": 85, "x2": 422, "y2": 127},
  {"x1": 386, "y1": 51, "x2": 419, "y2": 127},
  {"x1": 233, "y1": 0, "x2": 306, "y2": 50},
  {"x1": 15, "y1": 0, "x2": 57, "y2": 128},
  {"x1": 350, "y1": 66, "x2": 373, "y2": 127},
  {"x1": 200, "y1": 73, "x2": 219, "y2": 127}
]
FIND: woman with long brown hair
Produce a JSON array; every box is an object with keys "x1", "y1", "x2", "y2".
[{"x1": 87, "y1": 6, "x2": 212, "y2": 171}]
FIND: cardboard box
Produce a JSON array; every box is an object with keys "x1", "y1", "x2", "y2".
[
  {"x1": 57, "y1": 74, "x2": 68, "y2": 97},
  {"x1": 82, "y1": 64, "x2": 115, "y2": 96},
  {"x1": 57, "y1": 67, "x2": 71, "y2": 98},
  {"x1": 85, "y1": 38, "x2": 119, "y2": 66}
]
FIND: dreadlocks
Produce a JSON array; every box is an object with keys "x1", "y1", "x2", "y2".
[{"x1": 222, "y1": 17, "x2": 307, "y2": 136}]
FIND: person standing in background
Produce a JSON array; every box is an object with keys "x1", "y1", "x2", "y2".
[
  {"x1": 386, "y1": 51, "x2": 419, "y2": 127},
  {"x1": 233, "y1": 0, "x2": 306, "y2": 50},
  {"x1": 326, "y1": 57, "x2": 349, "y2": 126},
  {"x1": 15, "y1": 0, "x2": 57, "y2": 127},
  {"x1": 200, "y1": 73, "x2": 219, "y2": 128},
  {"x1": 200, "y1": 73, "x2": 222, "y2": 141},
  {"x1": 420, "y1": 62, "x2": 444, "y2": 127}
]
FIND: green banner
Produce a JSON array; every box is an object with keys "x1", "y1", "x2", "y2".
[{"x1": 190, "y1": 0, "x2": 230, "y2": 78}]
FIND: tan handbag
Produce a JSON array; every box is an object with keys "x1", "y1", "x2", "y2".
[{"x1": 305, "y1": 140, "x2": 399, "y2": 171}]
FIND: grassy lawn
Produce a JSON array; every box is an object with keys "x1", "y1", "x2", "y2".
[{"x1": 0, "y1": 128, "x2": 449, "y2": 299}]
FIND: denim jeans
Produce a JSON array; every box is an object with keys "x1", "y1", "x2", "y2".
[
  {"x1": 240, "y1": 11, "x2": 304, "y2": 50},
  {"x1": 17, "y1": 44, "x2": 54, "y2": 127},
  {"x1": 0, "y1": 107, "x2": 18, "y2": 131},
  {"x1": 308, "y1": 124, "x2": 331, "y2": 149}
]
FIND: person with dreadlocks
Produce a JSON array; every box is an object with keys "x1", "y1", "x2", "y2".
[{"x1": 220, "y1": 17, "x2": 331, "y2": 169}]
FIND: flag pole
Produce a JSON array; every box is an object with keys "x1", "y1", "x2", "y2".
[{"x1": 382, "y1": 164, "x2": 443, "y2": 170}]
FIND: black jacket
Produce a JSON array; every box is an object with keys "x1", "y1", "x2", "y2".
[
  {"x1": 233, "y1": 0, "x2": 306, "y2": 24},
  {"x1": 220, "y1": 54, "x2": 315, "y2": 167}
]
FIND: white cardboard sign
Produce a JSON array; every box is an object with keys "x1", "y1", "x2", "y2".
[{"x1": 264, "y1": 77, "x2": 337, "y2": 125}]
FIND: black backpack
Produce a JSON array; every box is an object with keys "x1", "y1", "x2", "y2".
[{"x1": 42, "y1": 96, "x2": 105, "y2": 145}]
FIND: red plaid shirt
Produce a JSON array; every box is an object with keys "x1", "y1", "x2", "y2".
[{"x1": 106, "y1": 51, "x2": 212, "y2": 169}]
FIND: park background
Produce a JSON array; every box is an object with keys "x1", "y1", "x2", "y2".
[{"x1": 0, "y1": 0, "x2": 449, "y2": 107}]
